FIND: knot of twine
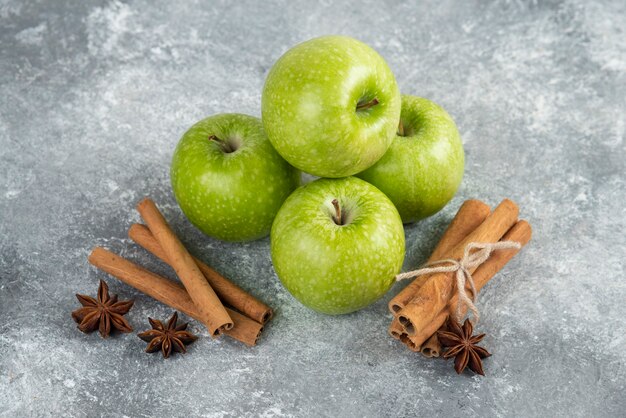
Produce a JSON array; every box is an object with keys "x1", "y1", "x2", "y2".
[{"x1": 395, "y1": 241, "x2": 521, "y2": 324}]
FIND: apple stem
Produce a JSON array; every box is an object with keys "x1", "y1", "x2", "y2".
[
  {"x1": 331, "y1": 199, "x2": 343, "y2": 226},
  {"x1": 208, "y1": 135, "x2": 235, "y2": 153},
  {"x1": 356, "y1": 97, "x2": 379, "y2": 111},
  {"x1": 397, "y1": 120, "x2": 405, "y2": 136}
]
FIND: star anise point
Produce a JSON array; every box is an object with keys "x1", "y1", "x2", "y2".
[
  {"x1": 438, "y1": 318, "x2": 491, "y2": 376},
  {"x1": 71, "y1": 280, "x2": 134, "y2": 338},
  {"x1": 138, "y1": 312, "x2": 198, "y2": 359}
]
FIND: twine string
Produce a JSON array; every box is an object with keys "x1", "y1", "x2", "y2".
[{"x1": 395, "y1": 241, "x2": 521, "y2": 323}]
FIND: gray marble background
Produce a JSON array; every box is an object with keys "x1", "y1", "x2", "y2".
[{"x1": 1, "y1": 0, "x2": 625, "y2": 417}]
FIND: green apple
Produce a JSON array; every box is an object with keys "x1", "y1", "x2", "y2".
[
  {"x1": 262, "y1": 35, "x2": 401, "y2": 178},
  {"x1": 270, "y1": 177, "x2": 405, "y2": 314},
  {"x1": 357, "y1": 95, "x2": 464, "y2": 223},
  {"x1": 171, "y1": 113, "x2": 300, "y2": 242}
]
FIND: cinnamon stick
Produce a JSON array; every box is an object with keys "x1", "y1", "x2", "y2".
[
  {"x1": 129, "y1": 223, "x2": 272, "y2": 324},
  {"x1": 398, "y1": 334, "x2": 420, "y2": 352},
  {"x1": 389, "y1": 200, "x2": 491, "y2": 314},
  {"x1": 406, "y1": 310, "x2": 447, "y2": 354},
  {"x1": 136, "y1": 198, "x2": 232, "y2": 336},
  {"x1": 88, "y1": 247, "x2": 263, "y2": 346},
  {"x1": 397, "y1": 199, "x2": 519, "y2": 338},
  {"x1": 391, "y1": 316, "x2": 437, "y2": 355},
  {"x1": 465, "y1": 220, "x2": 532, "y2": 295},
  {"x1": 420, "y1": 334, "x2": 442, "y2": 358},
  {"x1": 401, "y1": 219, "x2": 532, "y2": 354},
  {"x1": 394, "y1": 310, "x2": 445, "y2": 353},
  {"x1": 388, "y1": 317, "x2": 404, "y2": 340},
  {"x1": 225, "y1": 309, "x2": 265, "y2": 347}
]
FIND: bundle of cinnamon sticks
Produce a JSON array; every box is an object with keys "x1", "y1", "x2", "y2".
[
  {"x1": 87, "y1": 198, "x2": 272, "y2": 346},
  {"x1": 388, "y1": 199, "x2": 532, "y2": 357}
]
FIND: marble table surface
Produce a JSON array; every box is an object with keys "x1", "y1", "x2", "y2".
[{"x1": 1, "y1": 1, "x2": 624, "y2": 416}]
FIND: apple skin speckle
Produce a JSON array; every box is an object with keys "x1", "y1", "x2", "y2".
[
  {"x1": 357, "y1": 95, "x2": 465, "y2": 223},
  {"x1": 262, "y1": 35, "x2": 401, "y2": 178},
  {"x1": 270, "y1": 177, "x2": 405, "y2": 315},
  {"x1": 171, "y1": 113, "x2": 300, "y2": 242}
]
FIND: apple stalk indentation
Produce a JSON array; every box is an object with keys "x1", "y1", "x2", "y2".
[
  {"x1": 208, "y1": 134, "x2": 237, "y2": 153},
  {"x1": 331, "y1": 198, "x2": 344, "y2": 225},
  {"x1": 356, "y1": 97, "x2": 379, "y2": 111}
]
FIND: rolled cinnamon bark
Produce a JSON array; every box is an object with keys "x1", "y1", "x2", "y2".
[
  {"x1": 405, "y1": 310, "x2": 447, "y2": 354},
  {"x1": 397, "y1": 199, "x2": 519, "y2": 337},
  {"x1": 420, "y1": 334, "x2": 442, "y2": 358},
  {"x1": 465, "y1": 220, "x2": 532, "y2": 295},
  {"x1": 389, "y1": 199, "x2": 491, "y2": 314},
  {"x1": 136, "y1": 198, "x2": 232, "y2": 336},
  {"x1": 225, "y1": 309, "x2": 265, "y2": 347},
  {"x1": 398, "y1": 334, "x2": 420, "y2": 352},
  {"x1": 129, "y1": 224, "x2": 273, "y2": 324},
  {"x1": 394, "y1": 309, "x2": 444, "y2": 353},
  {"x1": 402, "y1": 219, "x2": 532, "y2": 354},
  {"x1": 88, "y1": 247, "x2": 263, "y2": 346},
  {"x1": 388, "y1": 317, "x2": 405, "y2": 340}
]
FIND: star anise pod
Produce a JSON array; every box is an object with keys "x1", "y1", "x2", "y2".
[
  {"x1": 437, "y1": 318, "x2": 491, "y2": 375},
  {"x1": 138, "y1": 312, "x2": 198, "y2": 358},
  {"x1": 71, "y1": 279, "x2": 134, "y2": 338}
]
